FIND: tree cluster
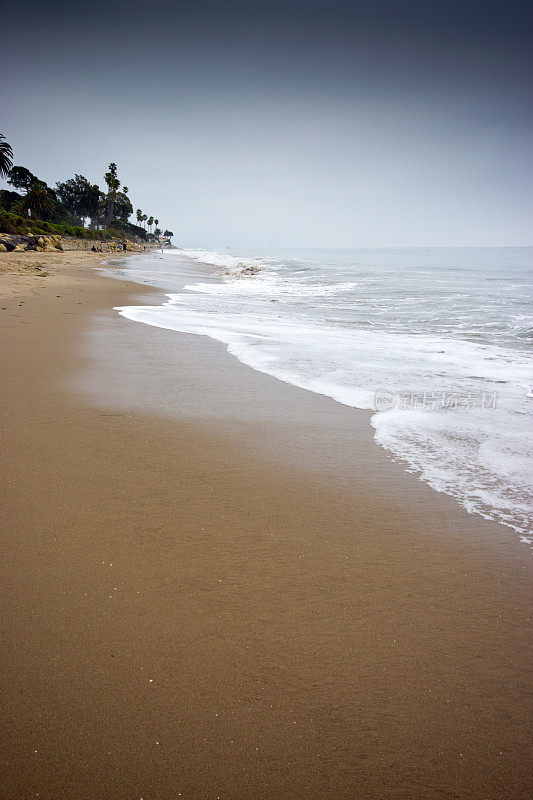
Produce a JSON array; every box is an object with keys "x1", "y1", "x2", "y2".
[{"x1": 0, "y1": 135, "x2": 173, "y2": 242}]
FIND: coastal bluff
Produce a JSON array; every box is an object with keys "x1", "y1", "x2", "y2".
[{"x1": 0, "y1": 233, "x2": 146, "y2": 253}]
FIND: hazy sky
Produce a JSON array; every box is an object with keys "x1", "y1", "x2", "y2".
[{"x1": 2, "y1": 0, "x2": 532, "y2": 247}]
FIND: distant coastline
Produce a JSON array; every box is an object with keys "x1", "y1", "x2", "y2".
[{"x1": 0, "y1": 134, "x2": 174, "y2": 252}]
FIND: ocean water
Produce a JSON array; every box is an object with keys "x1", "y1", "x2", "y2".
[{"x1": 111, "y1": 246, "x2": 533, "y2": 542}]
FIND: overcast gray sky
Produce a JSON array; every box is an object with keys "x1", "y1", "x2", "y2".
[{"x1": 2, "y1": 1, "x2": 532, "y2": 247}]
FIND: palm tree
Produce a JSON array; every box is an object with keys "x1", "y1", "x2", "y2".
[
  {"x1": 142, "y1": 213, "x2": 148, "y2": 230},
  {"x1": 136, "y1": 209, "x2": 143, "y2": 227},
  {"x1": 0, "y1": 134, "x2": 13, "y2": 179},
  {"x1": 15, "y1": 182, "x2": 56, "y2": 220},
  {"x1": 147, "y1": 216, "x2": 154, "y2": 234},
  {"x1": 154, "y1": 218, "x2": 159, "y2": 229},
  {"x1": 104, "y1": 162, "x2": 120, "y2": 225}
]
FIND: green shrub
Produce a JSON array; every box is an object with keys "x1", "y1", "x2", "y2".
[{"x1": 0, "y1": 209, "x2": 145, "y2": 245}]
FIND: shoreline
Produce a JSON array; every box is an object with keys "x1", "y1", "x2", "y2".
[
  {"x1": 0, "y1": 250, "x2": 531, "y2": 799},
  {"x1": 102, "y1": 251, "x2": 532, "y2": 546}
]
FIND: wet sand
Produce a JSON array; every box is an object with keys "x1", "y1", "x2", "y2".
[{"x1": 0, "y1": 252, "x2": 531, "y2": 799}]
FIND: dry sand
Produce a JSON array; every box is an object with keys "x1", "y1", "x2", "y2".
[
  {"x1": 0, "y1": 249, "x2": 106, "y2": 300},
  {"x1": 0, "y1": 250, "x2": 531, "y2": 799}
]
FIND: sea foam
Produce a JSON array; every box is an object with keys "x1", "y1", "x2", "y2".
[{"x1": 113, "y1": 246, "x2": 533, "y2": 542}]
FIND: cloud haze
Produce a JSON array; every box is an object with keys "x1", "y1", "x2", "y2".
[{"x1": 2, "y1": 0, "x2": 532, "y2": 246}]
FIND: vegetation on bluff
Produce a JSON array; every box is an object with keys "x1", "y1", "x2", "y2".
[{"x1": 0, "y1": 134, "x2": 174, "y2": 243}]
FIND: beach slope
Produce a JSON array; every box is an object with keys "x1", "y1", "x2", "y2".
[{"x1": 0, "y1": 252, "x2": 531, "y2": 800}]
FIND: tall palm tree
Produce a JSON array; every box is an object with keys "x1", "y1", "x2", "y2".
[
  {"x1": 136, "y1": 209, "x2": 143, "y2": 227},
  {"x1": 0, "y1": 134, "x2": 13, "y2": 179},
  {"x1": 104, "y1": 162, "x2": 120, "y2": 226},
  {"x1": 147, "y1": 216, "x2": 154, "y2": 234}
]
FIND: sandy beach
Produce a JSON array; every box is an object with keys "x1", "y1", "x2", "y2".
[{"x1": 0, "y1": 250, "x2": 531, "y2": 800}]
